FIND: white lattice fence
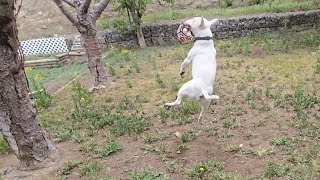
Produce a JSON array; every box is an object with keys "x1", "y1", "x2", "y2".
[{"x1": 21, "y1": 37, "x2": 69, "y2": 56}]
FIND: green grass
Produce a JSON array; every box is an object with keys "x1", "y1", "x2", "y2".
[
  {"x1": 25, "y1": 63, "x2": 87, "y2": 92},
  {"x1": 25, "y1": 53, "x2": 58, "y2": 61},
  {"x1": 129, "y1": 168, "x2": 168, "y2": 180},
  {"x1": 0, "y1": 138, "x2": 10, "y2": 154}
]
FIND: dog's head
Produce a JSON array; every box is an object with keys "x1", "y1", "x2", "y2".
[{"x1": 177, "y1": 17, "x2": 218, "y2": 43}]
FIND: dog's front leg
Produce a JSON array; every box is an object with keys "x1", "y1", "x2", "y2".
[{"x1": 180, "y1": 57, "x2": 192, "y2": 76}]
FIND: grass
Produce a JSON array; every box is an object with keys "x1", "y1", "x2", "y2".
[
  {"x1": 12, "y1": 27, "x2": 320, "y2": 179},
  {"x1": 129, "y1": 167, "x2": 169, "y2": 180},
  {"x1": 0, "y1": 138, "x2": 10, "y2": 154},
  {"x1": 25, "y1": 53, "x2": 58, "y2": 61}
]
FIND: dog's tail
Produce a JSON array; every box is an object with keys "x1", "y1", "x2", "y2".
[{"x1": 201, "y1": 89, "x2": 219, "y2": 100}]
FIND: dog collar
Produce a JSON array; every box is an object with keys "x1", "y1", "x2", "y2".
[{"x1": 194, "y1": 36, "x2": 213, "y2": 41}]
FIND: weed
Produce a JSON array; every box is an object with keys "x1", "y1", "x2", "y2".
[
  {"x1": 126, "y1": 80, "x2": 133, "y2": 88},
  {"x1": 131, "y1": 61, "x2": 140, "y2": 73},
  {"x1": 157, "y1": 144, "x2": 170, "y2": 160},
  {"x1": 177, "y1": 130, "x2": 197, "y2": 153},
  {"x1": 79, "y1": 160, "x2": 102, "y2": 177},
  {"x1": 186, "y1": 160, "x2": 223, "y2": 180},
  {"x1": 219, "y1": 0, "x2": 233, "y2": 8},
  {"x1": 80, "y1": 140, "x2": 122, "y2": 158},
  {"x1": 270, "y1": 137, "x2": 295, "y2": 154},
  {"x1": 73, "y1": 131, "x2": 85, "y2": 143},
  {"x1": 170, "y1": 81, "x2": 180, "y2": 92},
  {"x1": 71, "y1": 82, "x2": 92, "y2": 121},
  {"x1": 254, "y1": 147, "x2": 274, "y2": 157},
  {"x1": 155, "y1": 74, "x2": 166, "y2": 88},
  {"x1": 135, "y1": 94, "x2": 149, "y2": 103},
  {"x1": 98, "y1": 140, "x2": 122, "y2": 157},
  {"x1": 181, "y1": 100, "x2": 200, "y2": 115},
  {"x1": 206, "y1": 126, "x2": 218, "y2": 137},
  {"x1": 316, "y1": 55, "x2": 320, "y2": 73},
  {"x1": 129, "y1": 167, "x2": 169, "y2": 180},
  {"x1": 118, "y1": 96, "x2": 134, "y2": 110},
  {"x1": 56, "y1": 124, "x2": 75, "y2": 142},
  {"x1": 159, "y1": 107, "x2": 170, "y2": 123},
  {"x1": 107, "y1": 65, "x2": 116, "y2": 76},
  {"x1": 264, "y1": 161, "x2": 291, "y2": 178},
  {"x1": 0, "y1": 138, "x2": 10, "y2": 154},
  {"x1": 144, "y1": 133, "x2": 154, "y2": 143},
  {"x1": 223, "y1": 118, "x2": 239, "y2": 129},
  {"x1": 30, "y1": 78, "x2": 52, "y2": 108},
  {"x1": 111, "y1": 114, "x2": 150, "y2": 136},
  {"x1": 59, "y1": 160, "x2": 82, "y2": 175}
]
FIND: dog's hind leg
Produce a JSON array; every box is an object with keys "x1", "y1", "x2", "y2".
[
  {"x1": 198, "y1": 98, "x2": 211, "y2": 122},
  {"x1": 201, "y1": 89, "x2": 219, "y2": 100}
]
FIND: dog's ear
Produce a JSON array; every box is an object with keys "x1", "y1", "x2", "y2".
[
  {"x1": 199, "y1": 16, "x2": 205, "y2": 28},
  {"x1": 210, "y1": 19, "x2": 219, "y2": 26}
]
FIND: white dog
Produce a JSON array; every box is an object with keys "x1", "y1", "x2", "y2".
[{"x1": 165, "y1": 17, "x2": 219, "y2": 121}]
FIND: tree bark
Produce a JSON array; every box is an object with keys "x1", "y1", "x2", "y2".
[
  {"x1": 81, "y1": 31, "x2": 108, "y2": 88},
  {"x1": 136, "y1": 24, "x2": 147, "y2": 48},
  {"x1": 0, "y1": 0, "x2": 54, "y2": 168},
  {"x1": 128, "y1": 8, "x2": 146, "y2": 48}
]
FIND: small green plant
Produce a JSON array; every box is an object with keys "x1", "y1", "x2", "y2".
[
  {"x1": 0, "y1": 138, "x2": 10, "y2": 154},
  {"x1": 118, "y1": 96, "x2": 134, "y2": 110},
  {"x1": 264, "y1": 161, "x2": 290, "y2": 178},
  {"x1": 30, "y1": 77, "x2": 52, "y2": 108},
  {"x1": 143, "y1": 133, "x2": 154, "y2": 143},
  {"x1": 186, "y1": 160, "x2": 223, "y2": 180},
  {"x1": 181, "y1": 100, "x2": 200, "y2": 115},
  {"x1": 126, "y1": 80, "x2": 133, "y2": 88},
  {"x1": 222, "y1": 118, "x2": 239, "y2": 129},
  {"x1": 155, "y1": 74, "x2": 166, "y2": 88},
  {"x1": 218, "y1": 0, "x2": 232, "y2": 8},
  {"x1": 129, "y1": 167, "x2": 169, "y2": 180},
  {"x1": 248, "y1": 0, "x2": 266, "y2": 6},
  {"x1": 316, "y1": 57, "x2": 320, "y2": 73},
  {"x1": 79, "y1": 160, "x2": 101, "y2": 177},
  {"x1": 98, "y1": 140, "x2": 123, "y2": 157},
  {"x1": 131, "y1": 60, "x2": 140, "y2": 73},
  {"x1": 56, "y1": 124, "x2": 75, "y2": 142},
  {"x1": 177, "y1": 130, "x2": 197, "y2": 153},
  {"x1": 71, "y1": 82, "x2": 92, "y2": 121},
  {"x1": 111, "y1": 114, "x2": 150, "y2": 136},
  {"x1": 59, "y1": 160, "x2": 82, "y2": 175},
  {"x1": 107, "y1": 65, "x2": 116, "y2": 76},
  {"x1": 170, "y1": 81, "x2": 179, "y2": 92},
  {"x1": 159, "y1": 107, "x2": 170, "y2": 123}
]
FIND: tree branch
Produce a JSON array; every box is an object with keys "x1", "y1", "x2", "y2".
[
  {"x1": 62, "y1": 0, "x2": 75, "y2": 8},
  {"x1": 52, "y1": 0, "x2": 78, "y2": 26},
  {"x1": 80, "y1": 0, "x2": 91, "y2": 12},
  {"x1": 90, "y1": 0, "x2": 110, "y2": 20}
]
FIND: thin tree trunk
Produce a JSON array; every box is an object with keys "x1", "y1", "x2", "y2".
[
  {"x1": 0, "y1": 0, "x2": 54, "y2": 168},
  {"x1": 136, "y1": 25, "x2": 146, "y2": 48},
  {"x1": 81, "y1": 32, "x2": 108, "y2": 90}
]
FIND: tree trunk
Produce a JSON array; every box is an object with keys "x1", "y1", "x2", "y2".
[
  {"x1": 0, "y1": 0, "x2": 54, "y2": 168},
  {"x1": 80, "y1": 31, "x2": 108, "y2": 90},
  {"x1": 136, "y1": 25, "x2": 147, "y2": 48}
]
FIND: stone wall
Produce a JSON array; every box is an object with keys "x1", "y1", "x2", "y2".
[{"x1": 102, "y1": 9, "x2": 320, "y2": 48}]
